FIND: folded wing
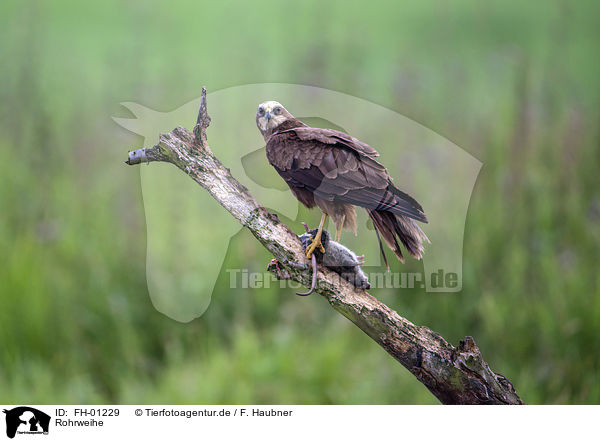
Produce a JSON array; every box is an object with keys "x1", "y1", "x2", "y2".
[{"x1": 269, "y1": 127, "x2": 427, "y2": 223}]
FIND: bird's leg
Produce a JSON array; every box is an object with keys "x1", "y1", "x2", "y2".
[
  {"x1": 335, "y1": 214, "x2": 345, "y2": 242},
  {"x1": 306, "y1": 213, "x2": 327, "y2": 258}
]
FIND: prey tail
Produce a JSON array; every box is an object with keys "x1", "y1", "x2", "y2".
[{"x1": 368, "y1": 209, "x2": 429, "y2": 263}]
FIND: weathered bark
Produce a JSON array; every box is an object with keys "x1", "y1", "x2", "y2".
[{"x1": 124, "y1": 87, "x2": 524, "y2": 405}]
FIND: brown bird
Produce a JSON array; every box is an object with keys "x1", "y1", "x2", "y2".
[{"x1": 256, "y1": 100, "x2": 429, "y2": 264}]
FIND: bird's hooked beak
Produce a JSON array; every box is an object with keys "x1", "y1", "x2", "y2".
[{"x1": 265, "y1": 111, "x2": 272, "y2": 121}]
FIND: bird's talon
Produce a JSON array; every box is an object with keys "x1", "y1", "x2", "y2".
[{"x1": 305, "y1": 236, "x2": 325, "y2": 259}]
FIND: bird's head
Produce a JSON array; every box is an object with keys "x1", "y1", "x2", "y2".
[{"x1": 256, "y1": 100, "x2": 293, "y2": 134}]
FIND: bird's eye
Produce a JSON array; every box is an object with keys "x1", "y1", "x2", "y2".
[
  {"x1": 274, "y1": 107, "x2": 282, "y2": 115},
  {"x1": 258, "y1": 107, "x2": 265, "y2": 115}
]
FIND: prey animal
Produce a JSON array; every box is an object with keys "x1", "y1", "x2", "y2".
[
  {"x1": 298, "y1": 223, "x2": 370, "y2": 295},
  {"x1": 256, "y1": 101, "x2": 429, "y2": 265}
]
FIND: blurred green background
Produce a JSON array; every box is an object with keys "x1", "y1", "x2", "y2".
[{"x1": 1, "y1": 0, "x2": 599, "y2": 404}]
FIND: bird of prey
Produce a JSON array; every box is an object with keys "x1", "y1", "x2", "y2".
[{"x1": 256, "y1": 100, "x2": 429, "y2": 264}]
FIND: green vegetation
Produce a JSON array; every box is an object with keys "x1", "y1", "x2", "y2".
[{"x1": 0, "y1": 0, "x2": 598, "y2": 404}]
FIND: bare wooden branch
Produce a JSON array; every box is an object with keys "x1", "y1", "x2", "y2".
[
  {"x1": 193, "y1": 86, "x2": 211, "y2": 152},
  {"x1": 124, "y1": 88, "x2": 524, "y2": 405}
]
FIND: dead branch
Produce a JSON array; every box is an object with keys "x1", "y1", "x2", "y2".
[{"x1": 124, "y1": 87, "x2": 524, "y2": 405}]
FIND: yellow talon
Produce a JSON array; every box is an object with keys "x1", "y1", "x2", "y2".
[
  {"x1": 305, "y1": 234, "x2": 325, "y2": 258},
  {"x1": 305, "y1": 212, "x2": 328, "y2": 259}
]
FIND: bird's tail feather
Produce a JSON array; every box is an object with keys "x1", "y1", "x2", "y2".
[{"x1": 368, "y1": 209, "x2": 429, "y2": 263}]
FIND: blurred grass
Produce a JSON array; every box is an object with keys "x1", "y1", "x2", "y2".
[{"x1": 0, "y1": 0, "x2": 599, "y2": 404}]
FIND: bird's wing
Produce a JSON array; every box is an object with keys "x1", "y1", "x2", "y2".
[
  {"x1": 278, "y1": 127, "x2": 380, "y2": 159},
  {"x1": 268, "y1": 129, "x2": 427, "y2": 223}
]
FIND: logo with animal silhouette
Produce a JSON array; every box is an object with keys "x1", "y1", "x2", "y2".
[{"x1": 3, "y1": 407, "x2": 50, "y2": 439}]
